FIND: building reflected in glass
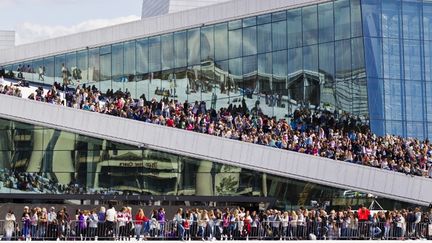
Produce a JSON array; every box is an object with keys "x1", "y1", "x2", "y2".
[
  {"x1": 0, "y1": 118, "x2": 412, "y2": 209},
  {"x1": 4, "y1": 0, "x2": 367, "y2": 123},
  {"x1": 4, "y1": 0, "x2": 432, "y2": 138}
]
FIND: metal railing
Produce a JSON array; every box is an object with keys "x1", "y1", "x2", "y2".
[{"x1": 0, "y1": 219, "x2": 431, "y2": 241}]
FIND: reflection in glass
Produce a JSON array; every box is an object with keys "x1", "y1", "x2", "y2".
[
  {"x1": 100, "y1": 45, "x2": 113, "y2": 84},
  {"x1": 43, "y1": 57, "x2": 54, "y2": 86},
  {"x1": 214, "y1": 23, "x2": 228, "y2": 61},
  {"x1": 243, "y1": 26, "x2": 257, "y2": 56},
  {"x1": 188, "y1": 28, "x2": 200, "y2": 65},
  {"x1": 318, "y1": 2, "x2": 334, "y2": 43},
  {"x1": 54, "y1": 54, "x2": 66, "y2": 84},
  {"x1": 174, "y1": 31, "x2": 187, "y2": 68},
  {"x1": 272, "y1": 20, "x2": 287, "y2": 51},
  {"x1": 162, "y1": 33, "x2": 174, "y2": 70},
  {"x1": 136, "y1": 38, "x2": 149, "y2": 81},
  {"x1": 334, "y1": 0, "x2": 350, "y2": 40},
  {"x1": 229, "y1": 29, "x2": 242, "y2": 59},
  {"x1": 257, "y1": 24, "x2": 272, "y2": 54},
  {"x1": 287, "y1": 8, "x2": 302, "y2": 48},
  {"x1": 88, "y1": 47, "x2": 100, "y2": 83},
  {"x1": 76, "y1": 50, "x2": 88, "y2": 83},
  {"x1": 302, "y1": 5, "x2": 318, "y2": 45},
  {"x1": 201, "y1": 26, "x2": 214, "y2": 62}
]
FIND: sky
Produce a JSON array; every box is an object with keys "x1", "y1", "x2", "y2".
[{"x1": 0, "y1": 0, "x2": 142, "y2": 45}]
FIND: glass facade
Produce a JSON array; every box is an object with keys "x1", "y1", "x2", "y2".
[
  {"x1": 362, "y1": 0, "x2": 432, "y2": 139},
  {"x1": 1, "y1": 0, "x2": 431, "y2": 168},
  {"x1": 3, "y1": 0, "x2": 368, "y2": 120},
  {"x1": 0, "y1": 118, "x2": 411, "y2": 209}
]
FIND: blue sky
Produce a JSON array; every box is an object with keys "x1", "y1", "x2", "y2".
[{"x1": 0, "y1": 0, "x2": 142, "y2": 45}]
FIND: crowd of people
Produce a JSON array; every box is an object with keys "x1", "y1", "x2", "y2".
[
  {"x1": 0, "y1": 169, "x2": 127, "y2": 196},
  {"x1": 2, "y1": 204, "x2": 432, "y2": 241},
  {"x1": 1, "y1": 80, "x2": 432, "y2": 180}
]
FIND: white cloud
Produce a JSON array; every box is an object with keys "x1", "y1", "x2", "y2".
[{"x1": 15, "y1": 15, "x2": 140, "y2": 45}]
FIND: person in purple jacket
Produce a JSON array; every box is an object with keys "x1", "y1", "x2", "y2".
[{"x1": 157, "y1": 208, "x2": 166, "y2": 237}]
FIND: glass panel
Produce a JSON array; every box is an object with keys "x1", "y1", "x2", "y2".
[
  {"x1": 161, "y1": 33, "x2": 174, "y2": 70},
  {"x1": 174, "y1": 31, "x2": 187, "y2": 68},
  {"x1": 402, "y1": 0, "x2": 421, "y2": 40},
  {"x1": 319, "y1": 42, "x2": 335, "y2": 84},
  {"x1": 229, "y1": 28, "x2": 242, "y2": 58},
  {"x1": 88, "y1": 47, "x2": 100, "y2": 83},
  {"x1": 54, "y1": 54, "x2": 66, "y2": 84},
  {"x1": 242, "y1": 55, "x2": 257, "y2": 102},
  {"x1": 424, "y1": 1, "x2": 432, "y2": 41},
  {"x1": 287, "y1": 8, "x2": 302, "y2": 48},
  {"x1": 33, "y1": 59, "x2": 45, "y2": 84},
  {"x1": 43, "y1": 56, "x2": 54, "y2": 85},
  {"x1": 136, "y1": 38, "x2": 149, "y2": 81},
  {"x1": 76, "y1": 50, "x2": 88, "y2": 83},
  {"x1": 352, "y1": 78, "x2": 368, "y2": 115},
  {"x1": 65, "y1": 52, "x2": 77, "y2": 85},
  {"x1": 243, "y1": 16, "x2": 256, "y2": 27},
  {"x1": 367, "y1": 78, "x2": 385, "y2": 120},
  {"x1": 425, "y1": 40, "x2": 432, "y2": 81},
  {"x1": 229, "y1": 57, "x2": 242, "y2": 96},
  {"x1": 272, "y1": 50, "x2": 288, "y2": 118},
  {"x1": 351, "y1": 37, "x2": 365, "y2": 78},
  {"x1": 303, "y1": 44, "x2": 318, "y2": 74},
  {"x1": 361, "y1": 0, "x2": 382, "y2": 37},
  {"x1": 111, "y1": 43, "x2": 123, "y2": 82},
  {"x1": 351, "y1": 0, "x2": 363, "y2": 37},
  {"x1": 406, "y1": 122, "x2": 424, "y2": 139},
  {"x1": 405, "y1": 80, "x2": 424, "y2": 122},
  {"x1": 124, "y1": 41, "x2": 136, "y2": 81},
  {"x1": 288, "y1": 47, "x2": 303, "y2": 83},
  {"x1": 201, "y1": 26, "x2": 214, "y2": 62},
  {"x1": 386, "y1": 120, "x2": 404, "y2": 137},
  {"x1": 272, "y1": 11, "x2": 286, "y2": 22},
  {"x1": 302, "y1": 5, "x2": 318, "y2": 45},
  {"x1": 318, "y1": 2, "x2": 334, "y2": 43},
  {"x1": 335, "y1": 39, "x2": 351, "y2": 81},
  {"x1": 149, "y1": 36, "x2": 161, "y2": 72},
  {"x1": 384, "y1": 79, "x2": 403, "y2": 121},
  {"x1": 136, "y1": 38, "x2": 150, "y2": 100},
  {"x1": 174, "y1": 67, "x2": 187, "y2": 102},
  {"x1": 243, "y1": 26, "x2": 257, "y2": 56},
  {"x1": 272, "y1": 20, "x2": 287, "y2": 51},
  {"x1": 257, "y1": 23, "x2": 272, "y2": 53},
  {"x1": 382, "y1": 0, "x2": 402, "y2": 39},
  {"x1": 383, "y1": 37, "x2": 402, "y2": 79},
  {"x1": 334, "y1": 0, "x2": 350, "y2": 40},
  {"x1": 124, "y1": 41, "x2": 136, "y2": 97},
  {"x1": 257, "y1": 14, "x2": 271, "y2": 25},
  {"x1": 425, "y1": 82, "x2": 432, "y2": 122},
  {"x1": 100, "y1": 45, "x2": 112, "y2": 91},
  {"x1": 187, "y1": 28, "x2": 200, "y2": 65},
  {"x1": 257, "y1": 53, "x2": 272, "y2": 113},
  {"x1": 228, "y1": 20, "x2": 242, "y2": 30},
  {"x1": 214, "y1": 23, "x2": 228, "y2": 61},
  {"x1": 404, "y1": 39, "x2": 422, "y2": 81},
  {"x1": 364, "y1": 37, "x2": 383, "y2": 78}
]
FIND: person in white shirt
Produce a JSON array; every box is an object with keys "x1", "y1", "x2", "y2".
[{"x1": 105, "y1": 203, "x2": 117, "y2": 238}]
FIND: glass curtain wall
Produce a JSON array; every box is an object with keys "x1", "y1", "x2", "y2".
[
  {"x1": 362, "y1": 0, "x2": 430, "y2": 139},
  {"x1": 4, "y1": 0, "x2": 368, "y2": 121}
]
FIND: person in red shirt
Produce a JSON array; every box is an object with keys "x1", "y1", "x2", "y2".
[
  {"x1": 135, "y1": 209, "x2": 149, "y2": 240},
  {"x1": 357, "y1": 204, "x2": 370, "y2": 237},
  {"x1": 358, "y1": 204, "x2": 370, "y2": 221}
]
